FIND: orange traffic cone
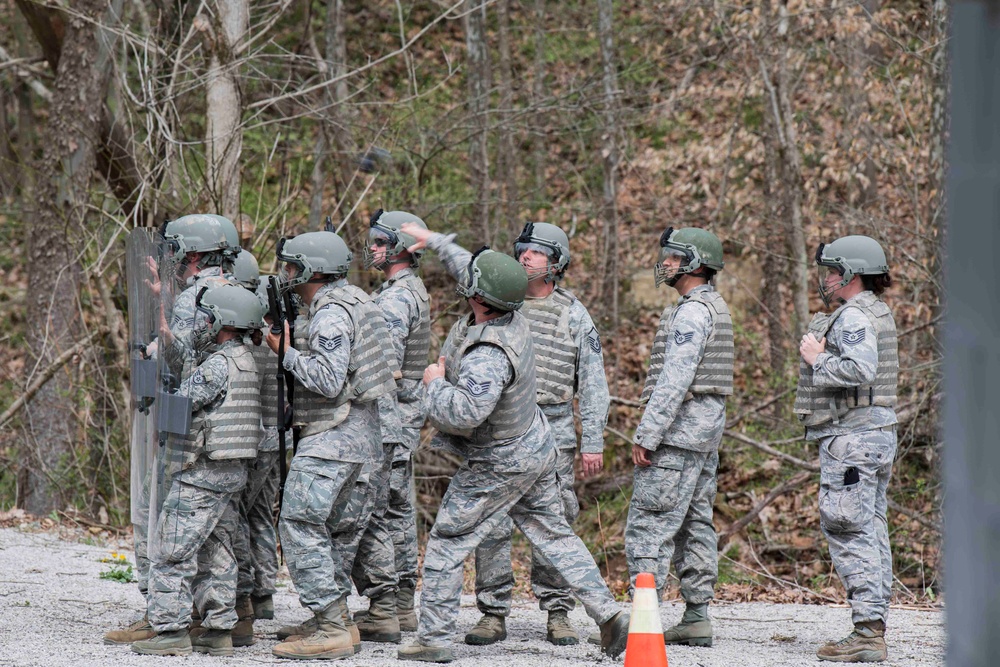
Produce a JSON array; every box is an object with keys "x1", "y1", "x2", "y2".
[{"x1": 623, "y1": 573, "x2": 669, "y2": 667}]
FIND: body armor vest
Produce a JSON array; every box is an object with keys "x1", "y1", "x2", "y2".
[
  {"x1": 293, "y1": 284, "x2": 396, "y2": 438},
  {"x1": 380, "y1": 272, "x2": 431, "y2": 383},
  {"x1": 166, "y1": 343, "x2": 260, "y2": 469},
  {"x1": 440, "y1": 312, "x2": 537, "y2": 445},
  {"x1": 641, "y1": 288, "x2": 735, "y2": 403},
  {"x1": 521, "y1": 288, "x2": 577, "y2": 405},
  {"x1": 794, "y1": 292, "x2": 898, "y2": 427},
  {"x1": 252, "y1": 342, "x2": 281, "y2": 427}
]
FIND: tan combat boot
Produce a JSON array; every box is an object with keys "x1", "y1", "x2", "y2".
[
  {"x1": 397, "y1": 641, "x2": 455, "y2": 663},
  {"x1": 546, "y1": 610, "x2": 579, "y2": 646},
  {"x1": 276, "y1": 616, "x2": 317, "y2": 641},
  {"x1": 342, "y1": 599, "x2": 362, "y2": 654},
  {"x1": 464, "y1": 613, "x2": 506, "y2": 645},
  {"x1": 132, "y1": 629, "x2": 193, "y2": 656},
  {"x1": 233, "y1": 596, "x2": 256, "y2": 647},
  {"x1": 357, "y1": 592, "x2": 402, "y2": 643},
  {"x1": 598, "y1": 610, "x2": 631, "y2": 659},
  {"x1": 272, "y1": 603, "x2": 354, "y2": 660},
  {"x1": 817, "y1": 621, "x2": 888, "y2": 662},
  {"x1": 104, "y1": 615, "x2": 155, "y2": 645},
  {"x1": 664, "y1": 602, "x2": 713, "y2": 647},
  {"x1": 192, "y1": 629, "x2": 234, "y2": 657},
  {"x1": 397, "y1": 585, "x2": 418, "y2": 632}
]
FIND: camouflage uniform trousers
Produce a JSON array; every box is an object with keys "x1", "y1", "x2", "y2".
[
  {"x1": 332, "y1": 442, "x2": 399, "y2": 600},
  {"x1": 147, "y1": 481, "x2": 242, "y2": 632},
  {"x1": 818, "y1": 427, "x2": 897, "y2": 625},
  {"x1": 418, "y1": 449, "x2": 619, "y2": 647},
  {"x1": 279, "y1": 454, "x2": 363, "y2": 613},
  {"x1": 380, "y1": 428, "x2": 420, "y2": 591},
  {"x1": 234, "y1": 449, "x2": 281, "y2": 599},
  {"x1": 625, "y1": 445, "x2": 719, "y2": 603},
  {"x1": 474, "y1": 445, "x2": 579, "y2": 615}
]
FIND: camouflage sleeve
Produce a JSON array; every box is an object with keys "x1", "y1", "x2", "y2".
[
  {"x1": 164, "y1": 286, "x2": 197, "y2": 375},
  {"x1": 426, "y1": 232, "x2": 473, "y2": 283},
  {"x1": 375, "y1": 287, "x2": 414, "y2": 374},
  {"x1": 570, "y1": 301, "x2": 610, "y2": 454},
  {"x1": 282, "y1": 303, "x2": 353, "y2": 398},
  {"x1": 632, "y1": 301, "x2": 712, "y2": 450},
  {"x1": 177, "y1": 353, "x2": 229, "y2": 411},
  {"x1": 426, "y1": 344, "x2": 512, "y2": 432},
  {"x1": 378, "y1": 394, "x2": 404, "y2": 444},
  {"x1": 812, "y1": 306, "x2": 879, "y2": 387}
]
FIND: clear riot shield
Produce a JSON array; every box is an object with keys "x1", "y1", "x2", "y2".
[
  {"x1": 125, "y1": 228, "x2": 159, "y2": 529},
  {"x1": 147, "y1": 239, "x2": 195, "y2": 559}
]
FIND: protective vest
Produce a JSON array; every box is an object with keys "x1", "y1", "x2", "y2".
[
  {"x1": 641, "y1": 288, "x2": 734, "y2": 403},
  {"x1": 293, "y1": 284, "x2": 396, "y2": 438},
  {"x1": 251, "y1": 342, "x2": 281, "y2": 427},
  {"x1": 521, "y1": 288, "x2": 577, "y2": 405},
  {"x1": 794, "y1": 292, "x2": 898, "y2": 427},
  {"x1": 440, "y1": 311, "x2": 537, "y2": 445},
  {"x1": 380, "y1": 271, "x2": 431, "y2": 382},
  {"x1": 166, "y1": 343, "x2": 260, "y2": 469}
]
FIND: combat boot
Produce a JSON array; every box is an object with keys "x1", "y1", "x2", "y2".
[
  {"x1": 252, "y1": 594, "x2": 274, "y2": 620},
  {"x1": 132, "y1": 629, "x2": 193, "y2": 656},
  {"x1": 342, "y1": 599, "x2": 362, "y2": 654},
  {"x1": 233, "y1": 595, "x2": 256, "y2": 647},
  {"x1": 192, "y1": 629, "x2": 234, "y2": 657},
  {"x1": 817, "y1": 621, "x2": 887, "y2": 662},
  {"x1": 272, "y1": 603, "x2": 354, "y2": 660},
  {"x1": 397, "y1": 585, "x2": 418, "y2": 632},
  {"x1": 397, "y1": 641, "x2": 454, "y2": 663},
  {"x1": 104, "y1": 615, "x2": 155, "y2": 645},
  {"x1": 598, "y1": 610, "x2": 630, "y2": 659},
  {"x1": 276, "y1": 617, "x2": 317, "y2": 641},
  {"x1": 663, "y1": 602, "x2": 713, "y2": 647},
  {"x1": 546, "y1": 610, "x2": 579, "y2": 646},
  {"x1": 464, "y1": 613, "x2": 506, "y2": 645},
  {"x1": 357, "y1": 592, "x2": 402, "y2": 643}
]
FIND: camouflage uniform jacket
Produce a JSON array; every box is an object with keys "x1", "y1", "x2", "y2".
[{"x1": 633, "y1": 285, "x2": 727, "y2": 453}]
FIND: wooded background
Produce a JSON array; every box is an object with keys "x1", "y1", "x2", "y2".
[{"x1": 0, "y1": 0, "x2": 943, "y2": 603}]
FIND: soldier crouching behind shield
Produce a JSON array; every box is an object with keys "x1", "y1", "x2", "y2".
[
  {"x1": 265, "y1": 229, "x2": 396, "y2": 660},
  {"x1": 796, "y1": 236, "x2": 898, "y2": 663},
  {"x1": 395, "y1": 247, "x2": 630, "y2": 664},
  {"x1": 131, "y1": 284, "x2": 265, "y2": 657}
]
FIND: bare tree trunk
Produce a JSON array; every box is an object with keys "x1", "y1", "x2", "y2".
[
  {"x1": 496, "y1": 0, "x2": 519, "y2": 235},
  {"x1": 0, "y1": 82, "x2": 13, "y2": 198},
  {"x1": 202, "y1": 0, "x2": 249, "y2": 219},
  {"x1": 760, "y1": 105, "x2": 788, "y2": 376},
  {"x1": 598, "y1": 0, "x2": 620, "y2": 326},
  {"x1": 465, "y1": 0, "x2": 491, "y2": 241},
  {"x1": 531, "y1": 0, "x2": 547, "y2": 203},
  {"x1": 19, "y1": 0, "x2": 121, "y2": 515}
]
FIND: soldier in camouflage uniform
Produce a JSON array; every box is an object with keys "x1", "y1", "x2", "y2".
[
  {"x1": 106, "y1": 214, "x2": 241, "y2": 646},
  {"x1": 395, "y1": 247, "x2": 629, "y2": 664},
  {"x1": 401, "y1": 221, "x2": 609, "y2": 646},
  {"x1": 266, "y1": 230, "x2": 396, "y2": 661},
  {"x1": 625, "y1": 227, "x2": 733, "y2": 648},
  {"x1": 796, "y1": 236, "x2": 897, "y2": 663},
  {"x1": 348, "y1": 211, "x2": 432, "y2": 640},
  {"x1": 131, "y1": 284, "x2": 265, "y2": 657}
]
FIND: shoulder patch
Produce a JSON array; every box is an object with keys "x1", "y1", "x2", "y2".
[
  {"x1": 673, "y1": 330, "x2": 695, "y2": 346},
  {"x1": 317, "y1": 334, "x2": 344, "y2": 352},
  {"x1": 386, "y1": 318, "x2": 404, "y2": 331},
  {"x1": 842, "y1": 329, "x2": 866, "y2": 346},
  {"x1": 193, "y1": 369, "x2": 209, "y2": 384},
  {"x1": 172, "y1": 314, "x2": 195, "y2": 329},
  {"x1": 587, "y1": 327, "x2": 602, "y2": 354},
  {"x1": 464, "y1": 378, "x2": 493, "y2": 397}
]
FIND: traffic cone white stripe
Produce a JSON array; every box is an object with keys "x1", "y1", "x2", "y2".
[{"x1": 628, "y1": 587, "x2": 663, "y2": 634}]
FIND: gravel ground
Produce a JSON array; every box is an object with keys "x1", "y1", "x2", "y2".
[{"x1": 0, "y1": 527, "x2": 944, "y2": 666}]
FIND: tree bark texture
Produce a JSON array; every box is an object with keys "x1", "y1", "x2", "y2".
[
  {"x1": 203, "y1": 0, "x2": 249, "y2": 219},
  {"x1": 496, "y1": 0, "x2": 519, "y2": 236},
  {"x1": 465, "y1": 0, "x2": 492, "y2": 241},
  {"x1": 19, "y1": 0, "x2": 121, "y2": 515},
  {"x1": 598, "y1": 0, "x2": 620, "y2": 326},
  {"x1": 531, "y1": 0, "x2": 547, "y2": 203}
]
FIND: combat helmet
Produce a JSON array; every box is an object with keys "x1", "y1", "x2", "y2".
[
  {"x1": 815, "y1": 235, "x2": 889, "y2": 307},
  {"x1": 513, "y1": 222, "x2": 571, "y2": 282},
  {"x1": 364, "y1": 209, "x2": 428, "y2": 269},
  {"x1": 654, "y1": 226, "x2": 724, "y2": 288},
  {"x1": 276, "y1": 231, "x2": 352, "y2": 289},
  {"x1": 456, "y1": 247, "x2": 529, "y2": 312},
  {"x1": 232, "y1": 250, "x2": 260, "y2": 291},
  {"x1": 161, "y1": 214, "x2": 241, "y2": 275}
]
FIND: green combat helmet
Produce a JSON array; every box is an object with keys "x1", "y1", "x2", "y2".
[
  {"x1": 654, "y1": 226, "x2": 725, "y2": 288},
  {"x1": 162, "y1": 214, "x2": 241, "y2": 270},
  {"x1": 364, "y1": 209, "x2": 428, "y2": 269},
  {"x1": 513, "y1": 222, "x2": 571, "y2": 282},
  {"x1": 276, "y1": 231, "x2": 352, "y2": 289},
  {"x1": 232, "y1": 250, "x2": 260, "y2": 291},
  {"x1": 815, "y1": 235, "x2": 889, "y2": 307},
  {"x1": 196, "y1": 284, "x2": 266, "y2": 335},
  {"x1": 457, "y1": 247, "x2": 529, "y2": 312}
]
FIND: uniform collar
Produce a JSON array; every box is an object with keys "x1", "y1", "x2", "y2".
[
  {"x1": 678, "y1": 283, "x2": 714, "y2": 303},
  {"x1": 384, "y1": 267, "x2": 414, "y2": 287}
]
